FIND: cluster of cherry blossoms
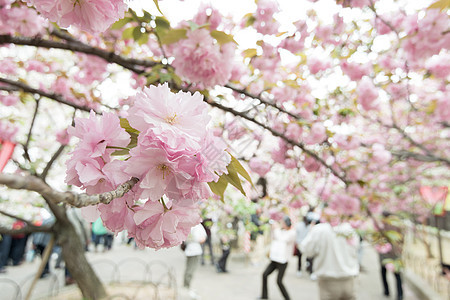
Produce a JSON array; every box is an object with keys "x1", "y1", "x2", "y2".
[
  {"x1": 66, "y1": 84, "x2": 230, "y2": 249},
  {"x1": 25, "y1": 0, "x2": 128, "y2": 34}
]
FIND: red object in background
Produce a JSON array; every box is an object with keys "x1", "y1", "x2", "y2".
[
  {"x1": 419, "y1": 186, "x2": 448, "y2": 215},
  {"x1": 0, "y1": 139, "x2": 16, "y2": 172}
]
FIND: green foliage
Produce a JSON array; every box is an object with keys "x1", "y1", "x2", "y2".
[
  {"x1": 159, "y1": 29, "x2": 188, "y2": 45},
  {"x1": 111, "y1": 17, "x2": 133, "y2": 30},
  {"x1": 153, "y1": 0, "x2": 163, "y2": 15},
  {"x1": 428, "y1": 0, "x2": 450, "y2": 11},
  {"x1": 210, "y1": 30, "x2": 237, "y2": 45},
  {"x1": 208, "y1": 176, "x2": 228, "y2": 201}
]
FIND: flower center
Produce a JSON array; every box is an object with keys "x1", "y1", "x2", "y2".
[
  {"x1": 165, "y1": 113, "x2": 177, "y2": 125},
  {"x1": 157, "y1": 164, "x2": 170, "y2": 179}
]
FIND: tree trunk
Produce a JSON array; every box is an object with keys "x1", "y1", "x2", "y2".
[{"x1": 54, "y1": 216, "x2": 107, "y2": 300}]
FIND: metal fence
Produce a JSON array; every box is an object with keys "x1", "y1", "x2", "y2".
[{"x1": 0, "y1": 258, "x2": 177, "y2": 300}]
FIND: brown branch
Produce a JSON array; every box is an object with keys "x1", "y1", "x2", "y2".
[
  {"x1": 0, "y1": 77, "x2": 94, "y2": 112},
  {"x1": 23, "y1": 98, "x2": 40, "y2": 162},
  {"x1": 40, "y1": 145, "x2": 66, "y2": 181},
  {"x1": 0, "y1": 209, "x2": 39, "y2": 228},
  {"x1": 0, "y1": 225, "x2": 52, "y2": 235},
  {"x1": 392, "y1": 150, "x2": 450, "y2": 165},
  {"x1": 0, "y1": 34, "x2": 155, "y2": 74},
  {"x1": 225, "y1": 84, "x2": 304, "y2": 121},
  {"x1": 205, "y1": 98, "x2": 349, "y2": 184},
  {"x1": 0, "y1": 173, "x2": 139, "y2": 208}
]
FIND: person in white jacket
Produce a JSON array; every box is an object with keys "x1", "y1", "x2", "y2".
[
  {"x1": 258, "y1": 216, "x2": 296, "y2": 300},
  {"x1": 183, "y1": 223, "x2": 207, "y2": 298},
  {"x1": 300, "y1": 221, "x2": 360, "y2": 300}
]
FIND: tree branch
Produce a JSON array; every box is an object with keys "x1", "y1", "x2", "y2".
[
  {"x1": 40, "y1": 145, "x2": 66, "y2": 181},
  {"x1": 204, "y1": 98, "x2": 349, "y2": 184},
  {"x1": 0, "y1": 225, "x2": 52, "y2": 235},
  {"x1": 0, "y1": 34, "x2": 156, "y2": 74},
  {"x1": 0, "y1": 173, "x2": 139, "y2": 208},
  {"x1": 225, "y1": 84, "x2": 304, "y2": 121},
  {"x1": 392, "y1": 150, "x2": 450, "y2": 165},
  {"x1": 0, "y1": 77, "x2": 94, "y2": 113},
  {"x1": 23, "y1": 98, "x2": 40, "y2": 162}
]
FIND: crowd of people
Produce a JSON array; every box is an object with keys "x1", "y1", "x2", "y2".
[{"x1": 0, "y1": 206, "x2": 415, "y2": 300}]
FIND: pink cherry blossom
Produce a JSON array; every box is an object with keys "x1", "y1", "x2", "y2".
[
  {"x1": 255, "y1": 0, "x2": 279, "y2": 22},
  {"x1": 249, "y1": 157, "x2": 271, "y2": 177},
  {"x1": 172, "y1": 29, "x2": 235, "y2": 88},
  {"x1": 305, "y1": 122, "x2": 327, "y2": 145},
  {"x1": 426, "y1": 54, "x2": 450, "y2": 79},
  {"x1": 0, "y1": 120, "x2": 18, "y2": 142},
  {"x1": 340, "y1": 60, "x2": 371, "y2": 81},
  {"x1": 375, "y1": 242, "x2": 392, "y2": 254},
  {"x1": 56, "y1": 128, "x2": 70, "y2": 145},
  {"x1": 27, "y1": 0, "x2": 128, "y2": 34},
  {"x1": 371, "y1": 143, "x2": 391, "y2": 165},
  {"x1": 357, "y1": 76, "x2": 379, "y2": 111},
  {"x1": 307, "y1": 57, "x2": 331, "y2": 75},
  {"x1": 127, "y1": 83, "x2": 210, "y2": 150},
  {"x1": 193, "y1": 4, "x2": 222, "y2": 30},
  {"x1": 303, "y1": 156, "x2": 320, "y2": 172},
  {"x1": 132, "y1": 198, "x2": 201, "y2": 249},
  {"x1": 0, "y1": 6, "x2": 46, "y2": 36},
  {"x1": 329, "y1": 194, "x2": 360, "y2": 216},
  {"x1": 0, "y1": 94, "x2": 19, "y2": 106}
]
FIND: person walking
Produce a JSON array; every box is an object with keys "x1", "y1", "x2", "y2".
[
  {"x1": 379, "y1": 211, "x2": 404, "y2": 300},
  {"x1": 258, "y1": 216, "x2": 296, "y2": 300},
  {"x1": 200, "y1": 217, "x2": 214, "y2": 265},
  {"x1": 300, "y1": 220, "x2": 360, "y2": 300},
  {"x1": 294, "y1": 215, "x2": 308, "y2": 277},
  {"x1": 183, "y1": 223, "x2": 207, "y2": 299}
]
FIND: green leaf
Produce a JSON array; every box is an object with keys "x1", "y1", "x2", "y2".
[
  {"x1": 224, "y1": 163, "x2": 246, "y2": 196},
  {"x1": 111, "y1": 17, "x2": 133, "y2": 30},
  {"x1": 208, "y1": 176, "x2": 228, "y2": 201},
  {"x1": 384, "y1": 230, "x2": 402, "y2": 243},
  {"x1": 160, "y1": 28, "x2": 187, "y2": 45},
  {"x1": 229, "y1": 154, "x2": 253, "y2": 186},
  {"x1": 243, "y1": 48, "x2": 257, "y2": 58},
  {"x1": 122, "y1": 26, "x2": 135, "y2": 40},
  {"x1": 137, "y1": 33, "x2": 149, "y2": 45},
  {"x1": 428, "y1": 0, "x2": 450, "y2": 11},
  {"x1": 132, "y1": 27, "x2": 143, "y2": 41},
  {"x1": 153, "y1": 0, "x2": 163, "y2": 15},
  {"x1": 142, "y1": 11, "x2": 152, "y2": 23},
  {"x1": 155, "y1": 16, "x2": 170, "y2": 30},
  {"x1": 119, "y1": 118, "x2": 139, "y2": 134},
  {"x1": 210, "y1": 30, "x2": 237, "y2": 45}
]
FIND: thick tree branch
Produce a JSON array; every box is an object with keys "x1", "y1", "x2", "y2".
[
  {"x1": 0, "y1": 34, "x2": 155, "y2": 74},
  {"x1": 0, "y1": 77, "x2": 94, "y2": 112},
  {"x1": 0, "y1": 173, "x2": 139, "y2": 208},
  {"x1": 0, "y1": 225, "x2": 51, "y2": 235}
]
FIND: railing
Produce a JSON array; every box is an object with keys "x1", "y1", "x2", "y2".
[
  {"x1": 0, "y1": 258, "x2": 177, "y2": 300},
  {"x1": 403, "y1": 224, "x2": 450, "y2": 300}
]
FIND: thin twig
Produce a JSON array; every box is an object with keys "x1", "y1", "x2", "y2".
[
  {"x1": 23, "y1": 98, "x2": 40, "y2": 162},
  {"x1": 40, "y1": 145, "x2": 66, "y2": 181}
]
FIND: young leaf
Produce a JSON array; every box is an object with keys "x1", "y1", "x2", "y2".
[
  {"x1": 210, "y1": 30, "x2": 237, "y2": 45},
  {"x1": 153, "y1": 0, "x2": 163, "y2": 15},
  {"x1": 119, "y1": 118, "x2": 139, "y2": 134},
  {"x1": 208, "y1": 176, "x2": 228, "y2": 201},
  {"x1": 224, "y1": 162, "x2": 246, "y2": 195},
  {"x1": 160, "y1": 28, "x2": 188, "y2": 45},
  {"x1": 132, "y1": 27, "x2": 143, "y2": 41},
  {"x1": 122, "y1": 26, "x2": 135, "y2": 40},
  {"x1": 229, "y1": 154, "x2": 253, "y2": 186},
  {"x1": 111, "y1": 17, "x2": 133, "y2": 30}
]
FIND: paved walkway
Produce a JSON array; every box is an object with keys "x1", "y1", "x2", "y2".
[{"x1": 0, "y1": 241, "x2": 421, "y2": 300}]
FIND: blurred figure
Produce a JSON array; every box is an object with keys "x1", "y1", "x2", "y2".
[
  {"x1": 92, "y1": 218, "x2": 108, "y2": 252},
  {"x1": 32, "y1": 216, "x2": 55, "y2": 278},
  {"x1": 305, "y1": 209, "x2": 320, "y2": 279},
  {"x1": 216, "y1": 231, "x2": 231, "y2": 273},
  {"x1": 200, "y1": 217, "x2": 214, "y2": 265},
  {"x1": 379, "y1": 212, "x2": 404, "y2": 300},
  {"x1": 300, "y1": 221, "x2": 360, "y2": 300},
  {"x1": 183, "y1": 223, "x2": 207, "y2": 299},
  {"x1": 258, "y1": 216, "x2": 295, "y2": 300},
  {"x1": 294, "y1": 215, "x2": 308, "y2": 277},
  {"x1": 0, "y1": 234, "x2": 12, "y2": 273}
]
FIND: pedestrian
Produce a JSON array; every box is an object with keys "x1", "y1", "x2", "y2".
[
  {"x1": 258, "y1": 216, "x2": 295, "y2": 300},
  {"x1": 183, "y1": 223, "x2": 207, "y2": 299},
  {"x1": 305, "y1": 208, "x2": 320, "y2": 280},
  {"x1": 300, "y1": 220, "x2": 360, "y2": 300},
  {"x1": 379, "y1": 211, "x2": 404, "y2": 300},
  {"x1": 216, "y1": 233, "x2": 231, "y2": 273},
  {"x1": 32, "y1": 216, "x2": 55, "y2": 278},
  {"x1": 201, "y1": 217, "x2": 214, "y2": 265},
  {"x1": 92, "y1": 218, "x2": 108, "y2": 252},
  {"x1": 294, "y1": 215, "x2": 308, "y2": 277}
]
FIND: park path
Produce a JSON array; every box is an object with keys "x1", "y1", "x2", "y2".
[{"x1": 0, "y1": 240, "x2": 421, "y2": 300}]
